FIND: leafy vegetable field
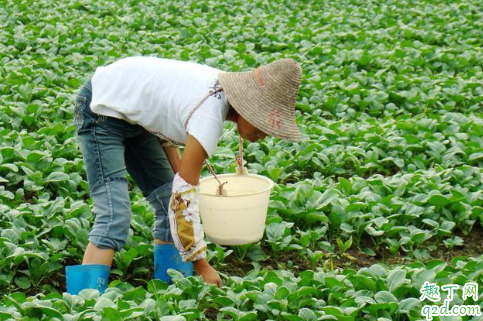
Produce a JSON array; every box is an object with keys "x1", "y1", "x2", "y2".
[{"x1": 1, "y1": 0, "x2": 483, "y2": 320}]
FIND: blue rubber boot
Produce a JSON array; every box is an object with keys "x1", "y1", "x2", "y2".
[
  {"x1": 65, "y1": 264, "x2": 110, "y2": 295},
  {"x1": 154, "y1": 244, "x2": 193, "y2": 283}
]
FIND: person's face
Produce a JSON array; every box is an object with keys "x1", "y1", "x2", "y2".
[{"x1": 236, "y1": 116, "x2": 267, "y2": 142}]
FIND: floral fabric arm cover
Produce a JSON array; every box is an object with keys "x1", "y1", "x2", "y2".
[{"x1": 168, "y1": 173, "x2": 207, "y2": 262}]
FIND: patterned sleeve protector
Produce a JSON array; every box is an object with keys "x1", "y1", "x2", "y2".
[{"x1": 168, "y1": 173, "x2": 207, "y2": 262}]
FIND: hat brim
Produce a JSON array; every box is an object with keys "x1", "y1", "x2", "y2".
[{"x1": 218, "y1": 68, "x2": 302, "y2": 142}]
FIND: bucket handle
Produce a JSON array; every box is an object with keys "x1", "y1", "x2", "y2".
[
  {"x1": 205, "y1": 135, "x2": 247, "y2": 196},
  {"x1": 235, "y1": 136, "x2": 248, "y2": 175}
]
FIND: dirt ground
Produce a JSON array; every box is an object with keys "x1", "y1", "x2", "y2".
[{"x1": 219, "y1": 224, "x2": 483, "y2": 277}]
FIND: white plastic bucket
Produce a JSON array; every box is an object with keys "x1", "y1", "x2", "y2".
[{"x1": 199, "y1": 173, "x2": 274, "y2": 245}]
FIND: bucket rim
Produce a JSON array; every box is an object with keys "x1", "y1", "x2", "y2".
[{"x1": 199, "y1": 173, "x2": 275, "y2": 197}]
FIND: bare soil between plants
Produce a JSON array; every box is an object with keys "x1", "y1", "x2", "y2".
[{"x1": 219, "y1": 224, "x2": 483, "y2": 277}]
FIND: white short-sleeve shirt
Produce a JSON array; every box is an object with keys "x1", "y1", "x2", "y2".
[{"x1": 90, "y1": 57, "x2": 229, "y2": 157}]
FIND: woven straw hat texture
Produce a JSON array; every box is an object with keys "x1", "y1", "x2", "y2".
[{"x1": 218, "y1": 58, "x2": 302, "y2": 141}]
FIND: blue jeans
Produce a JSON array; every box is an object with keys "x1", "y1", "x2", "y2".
[{"x1": 74, "y1": 81, "x2": 175, "y2": 251}]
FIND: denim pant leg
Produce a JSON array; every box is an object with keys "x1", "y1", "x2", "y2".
[
  {"x1": 88, "y1": 178, "x2": 131, "y2": 251},
  {"x1": 124, "y1": 131, "x2": 175, "y2": 242},
  {"x1": 75, "y1": 81, "x2": 143, "y2": 251},
  {"x1": 146, "y1": 182, "x2": 174, "y2": 242}
]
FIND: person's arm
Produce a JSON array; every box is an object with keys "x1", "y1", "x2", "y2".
[
  {"x1": 168, "y1": 134, "x2": 222, "y2": 287},
  {"x1": 178, "y1": 134, "x2": 206, "y2": 185},
  {"x1": 163, "y1": 145, "x2": 181, "y2": 173}
]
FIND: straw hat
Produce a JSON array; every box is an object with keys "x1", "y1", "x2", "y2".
[{"x1": 218, "y1": 58, "x2": 303, "y2": 141}]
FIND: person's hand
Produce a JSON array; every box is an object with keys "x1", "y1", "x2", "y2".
[{"x1": 193, "y1": 259, "x2": 222, "y2": 287}]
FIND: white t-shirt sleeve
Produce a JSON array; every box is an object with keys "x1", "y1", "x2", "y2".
[{"x1": 187, "y1": 113, "x2": 223, "y2": 157}]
